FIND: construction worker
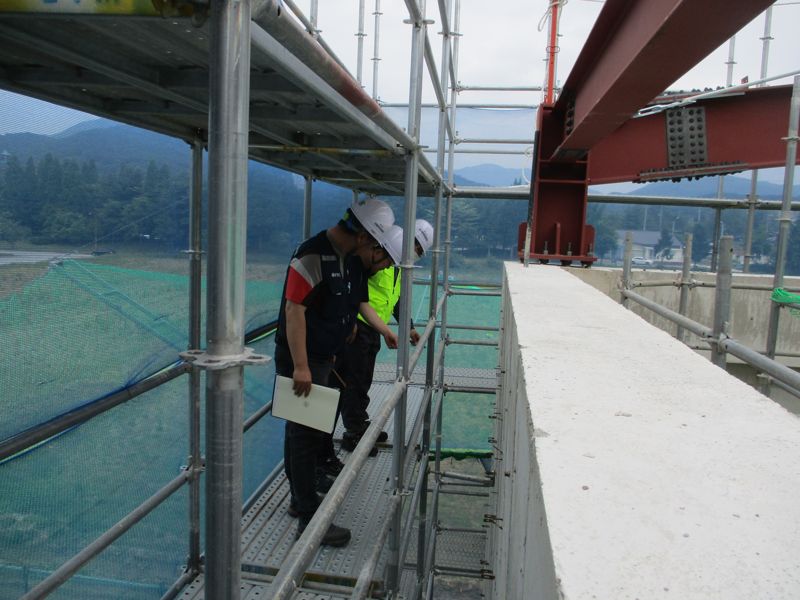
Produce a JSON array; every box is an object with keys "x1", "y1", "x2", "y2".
[
  {"x1": 275, "y1": 197, "x2": 399, "y2": 547},
  {"x1": 336, "y1": 219, "x2": 434, "y2": 454}
]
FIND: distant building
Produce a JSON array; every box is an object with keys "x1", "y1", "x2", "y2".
[{"x1": 613, "y1": 230, "x2": 684, "y2": 265}]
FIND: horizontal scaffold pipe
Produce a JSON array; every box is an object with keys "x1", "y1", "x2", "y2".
[
  {"x1": 0, "y1": 362, "x2": 190, "y2": 463},
  {"x1": 457, "y1": 138, "x2": 533, "y2": 145},
  {"x1": 456, "y1": 85, "x2": 544, "y2": 92},
  {"x1": 446, "y1": 338, "x2": 499, "y2": 347},
  {"x1": 597, "y1": 194, "x2": 800, "y2": 210},
  {"x1": 379, "y1": 102, "x2": 538, "y2": 109},
  {"x1": 449, "y1": 289, "x2": 502, "y2": 297},
  {"x1": 435, "y1": 322, "x2": 499, "y2": 332},
  {"x1": 250, "y1": 0, "x2": 442, "y2": 187},
  {"x1": 770, "y1": 376, "x2": 800, "y2": 400},
  {"x1": 721, "y1": 338, "x2": 800, "y2": 394},
  {"x1": 690, "y1": 281, "x2": 800, "y2": 293},
  {"x1": 425, "y1": 148, "x2": 529, "y2": 155},
  {"x1": 624, "y1": 289, "x2": 800, "y2": 395},
  {"x1": 622, "y1": 289, "x2": 712, "y2": 339},
  {"x1": 451, "y1": 185, "x2": 800, "y2": 209},
  {"x1": 279, "y1": 0, "x2": 350, "y2": 73},
  {"x1": 444, "y1": 385, "x2": 497, "y2": 394}
]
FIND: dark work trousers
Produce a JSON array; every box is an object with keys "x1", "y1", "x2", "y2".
[
  {"x1": 336, "y1": 320, "x2": 382, "y2": 434},
  {"x1": 274, "y1": 343, "x2": 334, "y2": 520}
]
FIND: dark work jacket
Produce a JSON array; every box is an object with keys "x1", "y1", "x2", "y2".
[{"x1": 275, "y1": 231, "x2": 368, "y2": 362}]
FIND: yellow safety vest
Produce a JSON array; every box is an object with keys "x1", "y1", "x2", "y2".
[{"x1": 358, "y1": 266, "x2": 401, "y2": 325}]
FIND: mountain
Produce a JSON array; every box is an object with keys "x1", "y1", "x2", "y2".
[
  {"x1": 2, "y1": 123, "x2": 795, "y2": 200},
  {"x1": 455, "y1": 163, "x2": 525, "y2": 187},
  {"x1": 0, "y1": 123, "x2": 189, "y2": 174},
  {"x1": 624, "y1": 176, "x2": 796, "y2": 199},
  {"x1": 52, "y1": 118, "x2": 117, "y2": 139}
]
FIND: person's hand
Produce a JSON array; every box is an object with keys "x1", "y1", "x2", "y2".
[
  {"x1": 292, "y1": 365, "x2": 312, "y2": 396},
  {"x1": 384, "y1": 330, "x2": 399, "y2": 349},
  {"x1": 409, "y1": 328, "x2": 420, "y2": 346}
]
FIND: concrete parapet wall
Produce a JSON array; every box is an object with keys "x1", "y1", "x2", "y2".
[
  {"x1": 570, "y1": 267, "x2": 800, "y2": 367},
  {"x1": 492, "y1": 262, "x2": 800, "y2": 600}
]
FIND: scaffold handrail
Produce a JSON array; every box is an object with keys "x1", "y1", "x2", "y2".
[
  {"x1": 0, "y1": 362, "x2": 190, "y2": 463},
  {"x1": 621, "y1": 288, "x2": 800, "y2": 394}
]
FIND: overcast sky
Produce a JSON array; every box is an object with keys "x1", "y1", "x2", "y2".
[{"x1": 1, "y1": 1, "x2": 798, "y2": 183}]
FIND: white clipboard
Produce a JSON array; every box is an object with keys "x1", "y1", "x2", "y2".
[{"x1": 271, "y1": 375, "x2": 339, "y2": 433}]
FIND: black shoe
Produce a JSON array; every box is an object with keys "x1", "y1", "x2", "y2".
[
  {"x1": 296, "y1": 519, "x2": 351, "y2": 547},
  {"x1": 341, "y1": 430, "x2": 378, "y2": 456},
  {"x1": 320, "y1": 455, "x2": 345, "y2": 476},
  {"x1": 315, "y1": 469, "x2": 335, "y2": 493},
  {"x1": 287, "y1": 493, "x2": 324, "y2": 518},
  {"x1": 361, "y1": 422, "x2": 388, "y2": 444},
  {"x1": 340, "y1": 430, "x2": 360, "y2": 452}
]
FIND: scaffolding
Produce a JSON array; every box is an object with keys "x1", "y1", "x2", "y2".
[
  {"x1": 0, "y1": 0, "x2": 509, "y2": 598},
  {"x1": 1, "y1": 1, "x2": 799, "y2": 599}
]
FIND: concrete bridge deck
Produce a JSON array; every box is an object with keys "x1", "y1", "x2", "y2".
[{"x1": 492, "y1": 263, "x2": 800, "y2": 599}]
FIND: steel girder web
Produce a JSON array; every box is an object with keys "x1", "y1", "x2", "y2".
[
  {"x1": 551, "y1": 0, "x2": 776, "y2": 160},
  {"x1": 588, "y1": 85, "x2": 800, "y2": 184},
  {"x1": 521, "y1": 0, "x2": 776, "y2": 266}
]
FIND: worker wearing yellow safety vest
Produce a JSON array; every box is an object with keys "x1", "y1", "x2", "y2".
[{"x1": 335, "y1": 219, "x2": 434, "y2": 454}]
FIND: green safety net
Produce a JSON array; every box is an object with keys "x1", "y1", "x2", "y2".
[
  {"x1": 0, "y1": 257, "x2": 285, "y2": 598},
  {"x1": 0, "y1": 254, "x2": 501, "y2": 598},
  {"x1": 772, "y1": 288, "x2": 800, "y2": 318},
  {"x1": 375, "y1": 281, "x2": 501, "y2": 455}
]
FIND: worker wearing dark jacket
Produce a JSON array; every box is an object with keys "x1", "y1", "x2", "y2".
[{"x1": 275, "y1": 198, "x2": 398, "y2": 547}]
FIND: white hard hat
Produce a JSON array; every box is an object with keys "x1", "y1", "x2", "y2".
[
  {"x1": 349, "y1": 197, "x2": 395, "y2": 246},
  {"x1": 415, "y1": 219, "x2": 434, "y2": 255},
  {"x1": 383, "y1": 225, "x2": 404, "y2": 266}
]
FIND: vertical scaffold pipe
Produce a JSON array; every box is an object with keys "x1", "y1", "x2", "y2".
[
  {"x1": 205, "y1": 1, "x2": 251, "y2": 598},
  {"x1": 523, "y1": 130, "x2": 540, "y2": 267},
  {"x1": 388, "y1": 0, "x2": 427, "y2": 593},
  {"x1": 621, "y1": 232, "x2": 633, "y2": 307},
  {"x1": 676, "y1": 232, "x2": 693, "y2": 342},
  {"x1": 303, "y1": 176, "x2": 312, "y2": 239},
  {"x1": 356, "y1": 0, "x2": 366, "y2": 85},
  {"x1": 545, "y1": 0, "x2": 559, "y2": 104},
  {"x1": 416, "y1": 0, "x2": 454, "y2": 592},
  {"x1": 744, "y1": 6, "x2": 772, "y2": 274},
  {"x1": 711, "y1": 236, "x2": 733, "y2": 369},
  {"x1": 712, "y1": 37, "x2": 736, "y2": 273},
  {"x1": 763, "y1": 75, "x2": 800, "y2": 394},
  {"x1": 743, "y1": 175, "x2": 758, "y2": 274},
  {"x1": 372, "y1": 0, "x2": 382, "y2": 99},
  {"x1": 187, "y1": 139, "x2": 204, "y2": 575},
  {"x1": 429, "y1": 2, "x2": 460, "y2": 597}
]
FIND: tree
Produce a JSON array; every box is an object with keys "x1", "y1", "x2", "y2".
[
  {"x1": 587, "y1": 204, "x2": 620, "y2": 259},
  {"x1": 786, "y1": 219, "x2": 800, "y2": 276},
  {"x1": 654, "y1": 227, "x2": 674, "y2": 262},
  {"x1": 0, "y1": 211, "x2": 30, "y2": 247},
  {"x1": 691, "y1": 221, "x2": 711, "y2": 266}
]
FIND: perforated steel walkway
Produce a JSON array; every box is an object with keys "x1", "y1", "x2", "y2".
[{"x1": 176, "y1": 367, "x2": 496, "y2": 599}]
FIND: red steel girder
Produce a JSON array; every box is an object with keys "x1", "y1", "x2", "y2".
[
  {"x1": 551, "y1": 0, "x2": 774, "y2": 161},
  {"x1": 588, "y1": 85, "x2": 800, "y2": 185}
]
